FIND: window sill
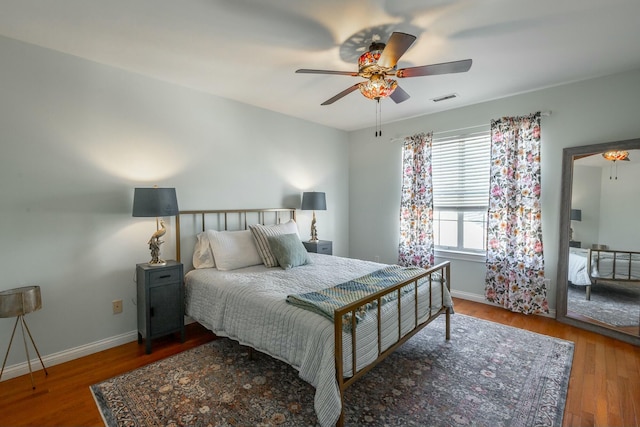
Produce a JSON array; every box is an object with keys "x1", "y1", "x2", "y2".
[{"x1": 435, "y1": 249, "x2": 486, "y2": 263}]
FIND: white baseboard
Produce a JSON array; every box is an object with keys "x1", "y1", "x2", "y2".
[
  {"x1": 2, "y1": 296, "x2": 557, "y2": 383},
  {"x1": 0, "y1": 330, "x2": 138, "y2": 382},
  {"x1": 1, "y1": 316, "x2": 199, "y2": 382},
  {"x1": 450, "y1": 289, "x2": 556, "y2": 318}
]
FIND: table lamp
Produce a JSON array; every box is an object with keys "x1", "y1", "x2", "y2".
[
  {"x1": 301, "y1": 191, "x2": 327, "y2": 242},
  {"x1": 133, "y1": 187, "x2": 179, "y2": 265}
]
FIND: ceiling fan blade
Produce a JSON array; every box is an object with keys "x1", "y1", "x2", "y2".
[
  {"x1": 321, "y1": 83, "x2": 360, "y2": 105},
  {"x1": 377, "y1": 32, "x2": 417, "y2": 69},
  {"x1": 396, "y1": 59, "x2": 472, "y2": 78},
  {"x1": 390, "y1": 86, "x2": 410, "y2": 104},
  {"x1": 296, "y1": 69, "x2": 359, "y2": 76}
]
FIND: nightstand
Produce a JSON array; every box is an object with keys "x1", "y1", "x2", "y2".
[
  {"x1": 302, "y1": 240, "x2": 332, "y2": 255},
  {"x1": 136, "y1": 260, "x2": 184, "y2": 354}
]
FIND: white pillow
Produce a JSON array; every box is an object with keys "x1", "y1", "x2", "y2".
[
  {"x1": 207, "y1": 229, "x2": 263, "y2": 271},
  {"x1": 192, "y1": 230, "x2": 216, "y2": 269},
  {"x1": 249, "y1": 219, "x2": 300, "y2": 268}
]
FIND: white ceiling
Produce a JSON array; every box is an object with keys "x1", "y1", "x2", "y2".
[{"x1": 2, "y1": 0, "x2": 640, "y2": 131}]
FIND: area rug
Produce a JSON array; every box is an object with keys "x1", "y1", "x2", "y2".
[
  {"x1": 91, "y1": 314, "x2": 573, "y2": 427},
  {"x1": 567, "y1": 281, "x2": 640, "y2": 326}
]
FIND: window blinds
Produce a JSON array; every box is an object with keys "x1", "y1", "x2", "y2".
[{"x1": 432, "y1": 130, "x2": 491, "y2": 210}]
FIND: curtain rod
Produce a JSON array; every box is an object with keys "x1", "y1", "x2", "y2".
[
  {"x1": 389, "y1": 110, "x2": 552, "y2": 142},
  {"x1": 433, "y1": 123, "x2": 487, "y2": 136},
  {"x1": 390, "y1": 124, "x2": 486, "y2": 143},
  {"x1": 434, "y1": 110, "x2": 552, "y2": 136}
]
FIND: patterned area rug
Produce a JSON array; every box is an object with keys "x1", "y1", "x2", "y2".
[
  {"x1": 91, "y1": 314, "x2": 573, "y2": 427},
  {"x1": 568, "y1": 282, "x2": 640, "y2": 326}
]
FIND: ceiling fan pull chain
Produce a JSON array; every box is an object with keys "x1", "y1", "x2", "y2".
[
  {"x1": 375, "y1": 99, "x2": 379, "y2": 137},
  {"x1": 374, "y1": 99, "x2": 382, "y2": 137},
  {"x1": 379, "y1": 99, "x2": 382, "y2": 137},
  {"x1": 609, "y1": 161, "x2": 619, "y2": 180}
]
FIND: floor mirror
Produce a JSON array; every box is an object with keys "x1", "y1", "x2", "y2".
[{"x1": 556, "y1": 138, "x2": 640, "y2": 346}]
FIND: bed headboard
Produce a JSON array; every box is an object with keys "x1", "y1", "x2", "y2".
[{"x1": 175, "y1": 208, "x2": 296, "y2": 269}]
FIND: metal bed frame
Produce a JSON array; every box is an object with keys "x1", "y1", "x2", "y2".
[
  {"x1": 585, "y1": 248, "x2": 640, "y2": 300},
  {"x1": 175, "y1": 208, "x2": 451, "y2": 427}
]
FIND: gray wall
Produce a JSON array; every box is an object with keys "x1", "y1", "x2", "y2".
[
  {"x1": 573, "y1": 161, "x2": 640, "y2": 251},
  {"x1": 0, "y1": 35, "x2": 349, "y2": 373},
  {"x1": 597, "y1": 161, "x2": 640, "y2": 251},
  {"x1": 348, "y1": 68, "x2": 640, "y2": 309},
  {"x1": 572, "y1": 165, "x2": 602, "y2": 248}
]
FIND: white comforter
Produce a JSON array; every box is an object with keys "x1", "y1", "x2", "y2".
[
  {"x1": 185, "y1": 253, "x2": 452, "y2": 427},
  {"x1": 568, "y1": 249, "x2": 591, "y2": 286}
]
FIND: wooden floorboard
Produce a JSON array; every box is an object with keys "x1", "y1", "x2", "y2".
[{"x1": 0, "y1": 298, "x2": 638, "y2": 427}]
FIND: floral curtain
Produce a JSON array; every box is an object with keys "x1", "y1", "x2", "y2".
[
  {"x1": 485, "y1": 113, "x2": 548, "y2": 314},
  {"x1": 398, "y1": 132, "x2": 434, "y2": 268}
]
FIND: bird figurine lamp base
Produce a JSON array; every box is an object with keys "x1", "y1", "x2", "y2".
[{"x1": 147, "y1": 218, "x2": 167, "y2": 265}]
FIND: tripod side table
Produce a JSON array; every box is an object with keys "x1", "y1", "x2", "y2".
[{"x1": 0, "y1": 286, "x2": 48, "y2": 389}]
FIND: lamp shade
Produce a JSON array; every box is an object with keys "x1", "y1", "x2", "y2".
[
  {"x1": 570, "y1": 209, "x2": 582, "y2": 221},
  {"x1": 0, "y1": 286, "x2": 42, "y2": 318},
  {"x1": 132, "y1": 187, "x2": 179, "y2": 217},
  {"x1": 301, "y1": 192, "x2": 327, "y2": 211}
]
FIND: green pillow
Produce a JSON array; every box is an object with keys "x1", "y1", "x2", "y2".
[{"x1": 266, "y1": 233, "x2": 312, "y2": 270}]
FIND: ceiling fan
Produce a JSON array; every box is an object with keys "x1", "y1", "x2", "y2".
[{"x1": 296, "y1": 32, "x2": 472, "y2": 106}]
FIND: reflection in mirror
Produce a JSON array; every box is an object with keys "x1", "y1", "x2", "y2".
[{"x1": 556, "y1": 139, "x2": 640, "y2": 346}]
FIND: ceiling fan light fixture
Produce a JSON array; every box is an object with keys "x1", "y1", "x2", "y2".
[
  {"x1": 296, "y1": 31, "x2": 471, "y2": 106},
  {"x1": 358, "y1": 43, "x2": 386, "y2": 75},
  {"x1": 602, "y1": 150, "x2": 630, "y2": 161},
  {"x1": 358, "y1": 74, "x2": 397, "y2": 100}
]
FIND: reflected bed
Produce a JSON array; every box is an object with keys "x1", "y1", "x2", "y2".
[{"x1": 568, "y1": 247, "x2": 640, "y2": 299}]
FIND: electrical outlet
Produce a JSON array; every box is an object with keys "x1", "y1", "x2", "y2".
[
  {"x1": 112, "y1": 299, "x2": 123, "y2": 314},
  {"x1": 374, "y1": 256, "x2": 380, "y2": 263}
]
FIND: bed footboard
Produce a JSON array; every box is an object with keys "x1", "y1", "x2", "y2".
[
  {"x1": 333, "y1": 261, "x2": 451, "y2": 427},
  {"x1": 586, "y1": 249, "x2": 640, "y2": 300}
]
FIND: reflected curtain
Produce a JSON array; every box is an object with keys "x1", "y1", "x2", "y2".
[
  {"x1": 485, "y1": 113, "x2": 548, "y2": 314},
  {"x1": 398, "y1": 132, "x2": 434, "y2": 268}
]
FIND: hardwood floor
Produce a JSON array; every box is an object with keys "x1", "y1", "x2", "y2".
[
  {"x1": 0, "y1": 298, "x2": 638, "y2": 427},
  {"x1": 567, "y1": 309, "x2": 640, "y2": 336}
]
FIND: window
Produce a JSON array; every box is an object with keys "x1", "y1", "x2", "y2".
[{"x1": 432, "y1": 130, "x2": 491, "y2": 254}]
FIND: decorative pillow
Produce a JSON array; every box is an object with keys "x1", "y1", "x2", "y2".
[
  {"x1": 266, "y1": 233, "x2": 311, "y2": 270},
  {"x1": 192, "y1": 230, "x2": 216, "y2": 269},
  {"x1": 249, "y1": 219, "x2": 300, "y2": 268},
  {"x1": 207, "y1": 230, "x2": 263, "y2": 271}
]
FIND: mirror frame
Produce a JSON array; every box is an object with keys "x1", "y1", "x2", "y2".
[{"x1": 556, "y1": 137, "x2": 640, "y2": 346}]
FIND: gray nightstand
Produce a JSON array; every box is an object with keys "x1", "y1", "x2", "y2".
[
  {"x1": 302, "y1": 240, "x2": 333, "y2": 255},
  {"x1": 136, "y1": 260, "x2": 184, "y2": 354}
]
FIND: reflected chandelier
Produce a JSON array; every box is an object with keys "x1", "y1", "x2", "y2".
[
  {"x1": 602, "y1": 150, "x2": 630, "y2": 180},
  {"x1": 601, "y1": 150, "x2": 630, "y2": 161}
]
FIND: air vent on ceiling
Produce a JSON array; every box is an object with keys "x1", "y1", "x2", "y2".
[{"x1": 431, "y1": 93, "x2": 459, "y2": 102}]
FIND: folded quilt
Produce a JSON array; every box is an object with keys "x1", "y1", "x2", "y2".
[{"x1": 286, "y1": 265, "x2": 441, "y2": 330}]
